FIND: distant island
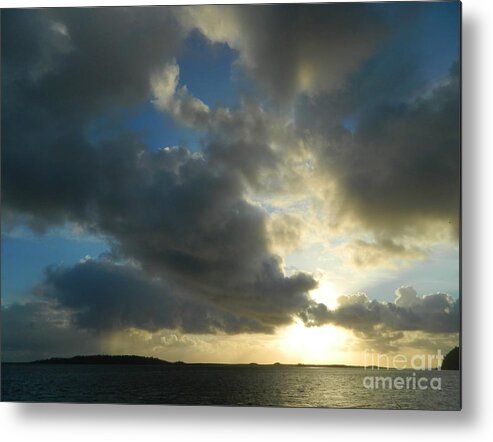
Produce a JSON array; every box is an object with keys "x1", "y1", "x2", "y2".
[
  {"x1": 27, "y1": 355, "x2": 388, "y2": 369},
  {"x1": 441, "y1": 347, "x2": 460, "y2": 370},
  {"x1": 26, "y1": 351, "x2": 462, "y2": 369},
  {"x1": 31, "y1": 355, "x2": 172, "y2": 365}
]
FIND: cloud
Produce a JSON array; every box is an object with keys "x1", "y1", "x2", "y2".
[
  {"x1": 2, "y1": 8, "x2": 318, "y2": 335},
  {"x1": 300, "y1": 286, "x2": 459, "y2": 337},
  {"x1": 151, "y1": 61, "x2": 210, "y2": 129},
  {"x1": 35, "y1": 259, "x2": 273, "y2": 334},
  {"x1": 180, "y1": 4, "x2": 389, "y2": 103},
  {"x1": 341, "y1": 238, "x2": 427, "y2": 268},
  {"x1": 296, "y1": 62, "x2": 460, "y2": 251},
  {"x1": 1, "y1": 7, "x2": 186, "y2": 228},
  {"x1": 2, "y1": 8, "x2": 187, "y2": 114},
  {"x1": 266, "y1": 213, "x2": 304, "y2": 255},
  {"x1": 150, "y1": 60, "x2": 298, "y2": 193},
  {"x1": 88, "y1": 144, "x2": 318, "y2": 329},
  {"x1": 2, "y1": 301, "x2": 289, "y2": 363},
  {"x1": 163, "y1": 5, "x2": 459, "y2": 266},
  {"x1": 1, "y1": 301, "x2": 101, "y2": 362}
]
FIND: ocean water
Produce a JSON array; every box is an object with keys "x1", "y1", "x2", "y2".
[{"x1": 1, "y1": 364, "x2": 460, "y2": 410}]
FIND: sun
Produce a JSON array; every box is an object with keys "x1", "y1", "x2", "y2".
[
  {"x1": 280, "y1": 321, "x2": 348, "y2": 364},
  {"x1": 308, "y1": 277, "x2": 340, "y2": 309},
  {"x1": 278, "y1": 278, "x2": 350, "y2": 364}
]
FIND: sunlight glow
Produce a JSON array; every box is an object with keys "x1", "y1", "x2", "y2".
[
  {"x1": 276, "y1": 277, "x2": 353, "y2": 364},
  {"x1": 297, "y1": 62, "x2": 314, "y2": 91},
  {"x1": 309, "y1": 277, "x2": 339, "y2": 309},
  {"x1": 280, "y1": 320, "x2": 349, "y2": 364}
]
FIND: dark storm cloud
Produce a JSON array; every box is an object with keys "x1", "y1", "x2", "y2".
[
  {"x1": 1, "y1": 7, "x2": 186, "y2": 228},
  {"x1": 87, "y1": 145, "x2": 317, "y2": 329},
  {"x1": 2, "y1": 8, "x2": 317, "y2": 335},
  {"x1": 300, "y1": 286, "x2": 459, "y2": 336},
  {"x1": 344, "y1": 66, "x2": 460, "y2": 234},
  {"x1": 2, "y1": 7, "x2": 186, "y2": 115},
  {"x1": 297, "y1": 62, "x2": 460, "y2": 241},
  {"x1": 184, "y1": 4, "x2": 390, "y2": 103},
  {"x1": 1, "y1": 301, "x2": 101, "y2": 361},
  {"x1": 3, "y1": 124, "x2": 318, "y2": 333},
  {"x1": 289, "y1": 3, "x2": 460, "y2": 249},
  {"x1": 35, "y1": 259, "x2": 273, "y2": 334}
]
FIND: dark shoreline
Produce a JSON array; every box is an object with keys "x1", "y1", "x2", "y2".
[
  {"x1": 2, "y1": 354, "x2": 402, "y2": 370},
  {"x1": 2, "y1": 353, "x2": 459, "y2": 370}
]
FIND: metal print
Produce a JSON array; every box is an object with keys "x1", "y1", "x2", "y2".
[{"x1": 0, "y1": 2, "x2": 461, "y2": 409}]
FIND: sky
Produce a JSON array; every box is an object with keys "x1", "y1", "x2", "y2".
[{"x1": 1, "y1": 2, "x2": 460, "y2": 364}]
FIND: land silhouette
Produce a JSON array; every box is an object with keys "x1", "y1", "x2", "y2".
[
  {"x1": 30, "y1": 355, "x2": 364, "y2": 367},
  {"x1": 441, "y1": 347, "x2": 460, "y2": 370},
  {"x1": 31, "y1": 355, "x2": 171, "y2": 365},
  {"x1": 26, "y1": 354, "x2": 403, "y2": 370},
  {"x1": 27, "y1": 349, "x2": 461, "y2": 369}
]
